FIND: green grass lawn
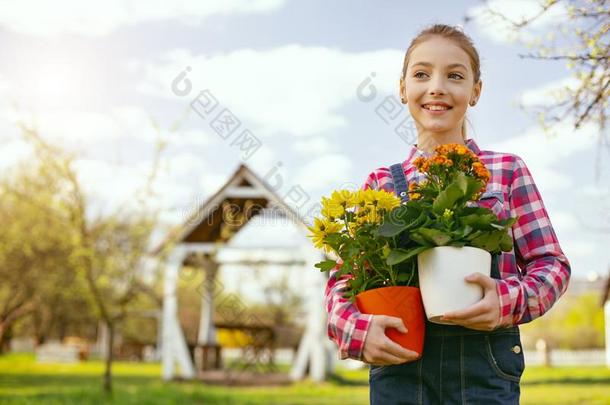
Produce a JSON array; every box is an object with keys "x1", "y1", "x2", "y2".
[{"x1": 1, "y1": 353, "x2": 609, "y2": 404}]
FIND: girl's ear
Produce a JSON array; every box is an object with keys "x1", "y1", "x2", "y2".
[
  {"x1": 471, "y1": 79, "x2": 482, "y2": 105},
  {"x1": 400, "y1": 77, "x2": 407, "y2": 104}
]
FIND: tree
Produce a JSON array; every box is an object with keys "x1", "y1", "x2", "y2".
[
  {"x1": 7, "y1": 125, "x2": 164, "y2": 393},
  {"x1": 520, "y1": 292, "x2": 605, "y2": 349},
  {"x1": 0, "y1": 152, "x2": 85, "y2": 351},
  {"x1": 464, "y1": 0, "x2": 609, "y2": 180}
]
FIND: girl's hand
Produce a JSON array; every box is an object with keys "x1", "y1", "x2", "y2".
[
  {"x1": 441, "y1": 272, "x2": 501, "y2": 331},
  {"x1": 362, "y1": 315, "x2": 420, "y2": 365}
]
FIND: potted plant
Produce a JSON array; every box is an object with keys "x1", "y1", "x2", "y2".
[
  {"x1": 308, "y1": 189, "x2": 426, "y2": 356},
  {"x1": 377, "y1": 143, "x2": 518, "y2": 324}
]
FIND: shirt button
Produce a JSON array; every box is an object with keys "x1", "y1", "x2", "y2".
[{"x1": 511, "y1": 345, "x2": 521, "y2": 354}]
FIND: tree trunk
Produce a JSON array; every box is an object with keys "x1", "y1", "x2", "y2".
[
  {"x1": 103, "y1": 321, "x2": 114, "y2": 393},
  {"x1": 0, "y1": 301, "x2": 33, "y2": 353},
  {"x1": 0, "y1": 323, "x2": 11, "y2": 354}
]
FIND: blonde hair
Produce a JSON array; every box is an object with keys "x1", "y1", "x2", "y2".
[{"x1": 399, "y1": 24, "x2": 481, "y2": 140}]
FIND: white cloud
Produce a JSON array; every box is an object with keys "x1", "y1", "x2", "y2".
[
  {"x1": 468, "y1": 0, "x2": 568, "y2": 44},
  {"x1": 169, "y1": 128, "x2": 216, "y2": 147},
  {"x1": 293, "y1": 153, "x2": 353, "y2": 191},
  {"x1": 0, "y1": 139, "x2": 33, "y2": 171},
  {"x1": 72, "y1": 158, "x2": 150, "y2": 215},
  {"x1": 0, "y1": 0, "x2": 288, "y2": 37},
  {"x1": 294, "y1": 136, "x2": 334, "y2": 155},
  {"x1": 7, "y1": 105, "x2": 180, "y2": 150},
  {"x1": 488, "y1": 120, "x2": 597, "y2": 192},
  {"x1": 71, "y1": 150, "x2": 227, "y2": 222},
  {"x1": 136, "y1": 45, "x2": 404, "y2": 138},
  {"x1": 518, "y1": 76, "x2": 580, "y2": 108}
]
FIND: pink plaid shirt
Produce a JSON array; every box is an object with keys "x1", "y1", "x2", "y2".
[{"x1": 324, "y1": 138, "x2": 571, "y2": 361}]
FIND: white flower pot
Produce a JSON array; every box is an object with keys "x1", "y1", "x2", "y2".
[{"x1": 417, "y1": 246, "x2": 491, "y2": 324}]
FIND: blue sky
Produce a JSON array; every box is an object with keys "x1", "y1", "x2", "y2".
[{"x1": 0, "y1": 0, "x2": 607, "y2": 285}]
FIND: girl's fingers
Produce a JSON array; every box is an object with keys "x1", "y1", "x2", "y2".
[
  {"x1": 442, "y1": 301, "x2": 487, "y2": 321},
  {"x1": 382, "y1": 338, "x2": 419, "y2": 361},
  {"x1": 452, "y1": 314, "x2": 495, "y2": 330},
  {"x1": 374, "y1": 351, "x2": 411, "y2": 365}
]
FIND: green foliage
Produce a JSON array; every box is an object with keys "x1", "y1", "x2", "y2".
[
  {"x1": 520, "y1": 292, "x2": 605, "y2": 350},
  {"x1": 375, "y1": 144, "x2": 520, "y2": 272},
  {"x1": 1, "y1": 353, "x2": 610, "y2": 404},
  {"x1": 378, "y1": 196, "x2": 517, "y2": 268}
]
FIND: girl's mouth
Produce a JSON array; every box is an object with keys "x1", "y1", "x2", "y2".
[{"x1": 421, "y1": 104, "x2": 452, "y2": 115}]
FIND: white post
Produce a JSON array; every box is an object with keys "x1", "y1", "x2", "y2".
[
  {"x1": 155, "y1": 311, "x2": 163, "y2": 361},
  {"x1": 604, "y1": 299, "x2": 610, "y2": 368},
  {"x1": 162, "y1": 246, "x2": 196, "y2": 380},
  {"x1": 197, "y1": 258, "x2": 219, "y2": 345},
  {"x1": 290, "y1": 249, "x2": 331, "y2": 382}
]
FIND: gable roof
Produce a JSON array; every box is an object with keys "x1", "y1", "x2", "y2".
[{"x1": 152, "y1": 163, "x2": 310, "y2": 255}]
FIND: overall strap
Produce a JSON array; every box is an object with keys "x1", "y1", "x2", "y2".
[
  {"x1": 490, "y1": 253, "x2": 501, "y2": 279},
  {"x1": 389, "y1": 163, "x2": 409, "y2": 204}
]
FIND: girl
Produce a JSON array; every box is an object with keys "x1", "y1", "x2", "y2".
[{"x1": 324, "y1": 24, "x2": 571, "y2": 404}]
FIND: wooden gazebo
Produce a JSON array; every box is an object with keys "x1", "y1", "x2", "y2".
[{"x1": 155, "y1": 164, "x2": 334, "y2": 381}]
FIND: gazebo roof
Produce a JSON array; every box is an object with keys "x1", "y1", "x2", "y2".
[{"x1": 153, "y1": 163, "x2": 310, "y2": 255}]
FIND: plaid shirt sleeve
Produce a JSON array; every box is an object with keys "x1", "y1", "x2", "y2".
[
  {"x1": 323, "y1": 171, "x2": 379, "y2": 360},
  {"x1": 495, "y1": 155, "x2": 571, "y2": 327}
]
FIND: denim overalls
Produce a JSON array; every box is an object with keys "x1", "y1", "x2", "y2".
[{"x1": 368, "y1": 163, "x2": 525, "y2": 405}]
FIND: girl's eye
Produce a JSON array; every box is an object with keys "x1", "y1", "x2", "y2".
[{"x1": 414, "y1": 72, "x2": 464, "y2": 79}]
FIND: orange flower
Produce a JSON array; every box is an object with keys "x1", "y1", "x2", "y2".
[
  {"x1": 413, "y1": 156, "x2": 427, "y2": 171},
  {"x1": 456, "y1": 145, "x2": 469, "y2": 155},
  {"x1": 431, "y1": 155, "x2": 453, "y2": 167}
]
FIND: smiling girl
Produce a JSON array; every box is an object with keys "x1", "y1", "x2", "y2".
[{"x1": 324, "y1": 24, "x2": 571, "y2": 404}]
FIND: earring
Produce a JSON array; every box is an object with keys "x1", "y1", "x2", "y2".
[{"x1": 470, "y1": 100, "x2": 476, "y2": 106}]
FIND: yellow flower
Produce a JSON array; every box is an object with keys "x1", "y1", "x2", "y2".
[
  {"x1": 347, "y1": 221, "x2": 360, "y2": 235},
  {"x1": 361, "y1": 189, "x2": 379, "y2": 206},
  {"x1": 321, "y1": 196, "x2": 345, "y2": 218},
  {"x1": 354, "y1": 189, "x2": 367, "y2": 207},
  {"x1": 307, "y1": 217, "x2": 343, "y2": 252},
  {"x1": 365, "y1": 206, "x2": 383, "y2": 224},
  {"x1": 382, "y1": 245, "x2": 391, "y2": 259},
  {"x1": 375, "y1": 190, "x2": 400, "y2": 211},
  {"x1": 408, "y1": 181, "x2": 423, "y2": 200},
  {"x1": 443, "y1": 208, "x2": 454, "y2": 220},
  {"x1": 330, "y1": 190, "x2": 358, "y2": 208}
]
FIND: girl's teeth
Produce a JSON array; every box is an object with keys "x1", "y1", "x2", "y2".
[{"x1": 425, "y1": 105, "x2": 449, "y2": 111}]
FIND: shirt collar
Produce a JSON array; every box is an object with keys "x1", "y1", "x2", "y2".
[{"x1": 403, "y1": 138, "x2": 481, "y2": 167}]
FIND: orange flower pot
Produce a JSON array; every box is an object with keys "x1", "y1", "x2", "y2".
[{"x1": 355, "y1": 286, "x2": 426, "y2": 357}]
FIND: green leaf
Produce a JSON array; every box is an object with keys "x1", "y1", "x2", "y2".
[
  {"x1": 433, "y1": 174, "x2": 467, "y2": 214},
  {"x1": 461, "y1": 213, "x2": 498, "y2": 229},
  {"x1": 314, "y1": 260, "x2": 337, "y2": 272},
  {"x1": 469, "y1": 231, "x2": 506, "y2": 252},
  {"x1": 499, "y1": 231, "x2": 514, "y2": 252},
  {"x1": 386, "y1": 246, "x2": 429, "y2": 265},
  {"x1": 462, "y1": 206, "x2": 492, "y2": 216},
  {"x1": 324, "y1": 233, "x2": 343, "y2": 248},
  {"x1": 378, "y1": 205, "x2": 424, "y2": 237},
  {"x1": 413, "y1": 227, "x2": 452, "y2": 246},
  {"x1": 464, "y1": 177, "x2": 485, "y2": 200},
  {"x1": 409, "y1": 232, "x2": 432, "y2": 246}
]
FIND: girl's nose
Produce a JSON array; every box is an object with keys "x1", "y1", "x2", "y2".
[{"x1": 428, "y1": 77, "x2": 447, "y2": 96}]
